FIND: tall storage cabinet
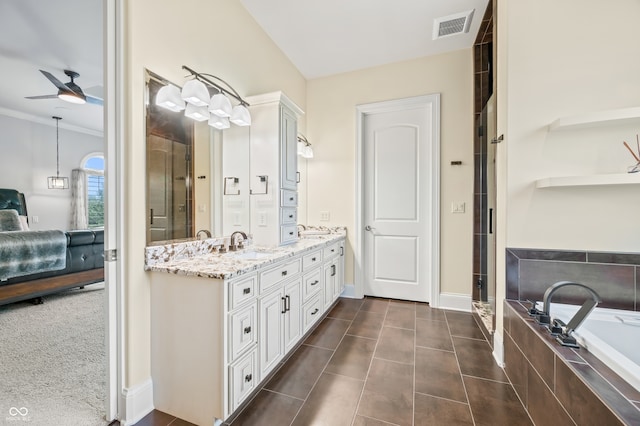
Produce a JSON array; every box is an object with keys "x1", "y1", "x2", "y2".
[{"x1": 247, "y1": 92, "x2": 304, "y2": 246}]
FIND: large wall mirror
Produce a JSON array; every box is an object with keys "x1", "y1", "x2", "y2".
[{"x1": 145, "y1": 69, "x2": 251, "y2": 245}]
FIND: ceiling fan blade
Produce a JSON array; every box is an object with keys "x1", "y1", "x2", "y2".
[
  {"x1": 25, "y1": 94, "x2": 58, "y2": 100},
  {"x1": 85, "y1": 95, "x2": 103, "y2": 106},
  {"x1": 39, "y1": 70, "x2": 69, "y2": 91}
]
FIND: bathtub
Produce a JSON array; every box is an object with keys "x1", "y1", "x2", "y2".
[{"x1": 535, "y1": 302, "x2": 640, "y2": 393}]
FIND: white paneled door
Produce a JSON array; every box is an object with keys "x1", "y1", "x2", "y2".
[{"x1": 361, "y1": 96, "x2": 440, "y2": 303}]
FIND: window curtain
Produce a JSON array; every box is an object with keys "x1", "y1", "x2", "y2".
[{"x1": 70, "y1": 168, "x2": 88, "y2": 230}]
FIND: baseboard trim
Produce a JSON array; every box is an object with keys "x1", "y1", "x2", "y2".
[
  {"x1": 340, "y1": 283, "x2": 356, "y2": 298},
  {"x1": 122, "y1": 378, "x2": 154, "y2": 426},
  {"x1": 492, "y1": 331, "x2": 505, "y2": 367},
  {"x1": 438, "y1": 292, "x2": 472, "y2": 312}
]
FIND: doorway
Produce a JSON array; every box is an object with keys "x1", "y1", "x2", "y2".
[{"x1": 355, "y1": 95, "x2": 440, "y2": 305}]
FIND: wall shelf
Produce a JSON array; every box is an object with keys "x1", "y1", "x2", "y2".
[
  {"x1": 536, "y1": 173, "x2": 640, "y2": 188},
  {"x1": 548, "y1": 107, "x2": 640, "y2": 131}
]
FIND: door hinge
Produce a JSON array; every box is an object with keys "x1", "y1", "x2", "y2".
[
  {"x1": 104, "y1": 249, "x2": 118, "y2": 262},
  {"x1": 491, "y1": 134, "x2": 504, "y2": 144}
]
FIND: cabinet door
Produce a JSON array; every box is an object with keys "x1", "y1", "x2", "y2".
[
  {"x1": 324, "y1": 262, "x2": 336, "y2": 309},
  {"x1": 283, "y1": 278, "x2": 302, "y2": 353},
  {"x1": 259, "y1": 289, "x2": 285, "y2": 378},
  {"x1": 280, "y1": 106, "x2": 298, "y2": 190},
  {"x1": 333, "y1": 259, "x2": 343, "y2": 300}
]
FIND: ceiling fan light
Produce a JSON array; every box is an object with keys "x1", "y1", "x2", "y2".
[
  {"x1": 208, "y1": 115, "x2": 230, "y2": 130},
  {"x1": 181, "y1": 79, "x2": 210, "y2": 106},
  {"x1": 185, "y1": 103, "x2": 209, "y2": 121},
  {"x1": 209, "y1": 93, "x2": 232, "y2": 117},
  {"x1": 58, "y1": 90, "x2": 86, "y2": 105},
  {"x1": 230, "y1": 105, "x2": 251, "y2": 126},
  {"x1": 156, "y1": 84, "x2": 185, "y2": 112}
]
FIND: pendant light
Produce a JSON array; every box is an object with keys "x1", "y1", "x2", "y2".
[
  {"x1": 184, "y1": 103, "x2": 210, "y2": 121},
  {"x1": 47, "y1": 116, "x2": 69, "y2": 189},
  {"x1": 181, "y1": 79, "x2": 210, "y2": 106},
  {"x1": 209, "y1": 91, "x2": 232, "y2": 118},
  {"x1": 230, "y1": 104, "x2": 251, "y2": 126}
]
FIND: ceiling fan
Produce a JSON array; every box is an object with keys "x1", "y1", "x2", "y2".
[{"x1": 25, "y1": 69, "x2": 103, "y2": 106}]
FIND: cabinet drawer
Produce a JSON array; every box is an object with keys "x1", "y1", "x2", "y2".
[
  {"x1": 229, "y1": 303, "x2": 257, "y2": 362},
  {"x1": 303, "y1": 294, "x2": 324, "y2": 333},
  {"x1": 259, "y1": 258, "x2": 301, "y2": 293},
  {"x1": 281, "y1": 207, "x2": 297, "y2": 225},
  {"x1": 229, "y1": 349, "x2": 258, "y2": 412},
  {"x1": 302, "y1": 249, "x2": 322, "y2": 271},
  {"x1": 280, "y1": 224, "x2": 298, "y2": 245},
  {"x1": 281, "y1": 189, "x2": 298, "y2": 207},
  {"x1": 323, "y1": 242, "x2": 341, "y2": 260},
  {"x1": 229, "y1": 273, "x2": 257, "y2": 311},
  {"x1": 302, "y1": 267, "x2": 322, "y2": 302}
]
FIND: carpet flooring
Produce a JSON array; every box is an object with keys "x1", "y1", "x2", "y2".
[{"x1": 0, "y1": 283, "x2": 107, "y2": 426}]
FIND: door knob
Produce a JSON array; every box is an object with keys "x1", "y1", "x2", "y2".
[{"x1": 364, "y1": 225, "x2": 375, "y2": 232}]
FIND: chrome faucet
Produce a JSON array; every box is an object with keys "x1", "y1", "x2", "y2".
[
  {"x1": 229, "y1": 231, "x2": 248, "y2": 251},
  {"x1": 297, "y1": 224, "x2": 306, "y2": 236},
  {"x1": 539, "y1": 281, "x2": 601, "y2": 348},
  {"x1": 196, "y1": 229, "x2": 212, "y2": 240}
]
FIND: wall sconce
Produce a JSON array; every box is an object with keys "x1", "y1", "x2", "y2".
[
  {"x1": 154, "y1": 66, "x2": 251, "y2": 129},
  {"x1": 47, "y1": 116, "x2": 69, "y2": 189},
  {"x1": 297, "y1": 134, "x2": 314, "y2": 159}
]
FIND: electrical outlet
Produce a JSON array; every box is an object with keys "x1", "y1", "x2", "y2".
[
  {"x1": 320, "y1": 211, "x2": 330, "y2": 221},
  {"x1": 258, "y1": 211, "x2": 267, "y2": 226},
  {"x1": 32, "y1": 215, "x2": 39, "y2": 223}
]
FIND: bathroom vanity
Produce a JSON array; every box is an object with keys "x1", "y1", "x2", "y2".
[{"x1": 146, "y1": 231, "x2": 345, "y2": 426}]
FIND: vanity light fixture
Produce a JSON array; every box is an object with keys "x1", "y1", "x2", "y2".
[
  {"x1": 154, "y1": 65, "x2": 252, "y2": 130},
  {"x1": 155, "y1": 84, "x2": 185, "y2": 111},
  {"x1": 297, "y1": 134, "x2": 314, "y2": 159},
  {"x1": 47, "y1": 116, "x2": 69, "y2": 189},
  {"x1": 181, "y1": 78, "x2": 210, "y2": 106}
]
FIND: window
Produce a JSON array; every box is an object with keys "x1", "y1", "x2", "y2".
[{"x1": 84, "y1": 155, "x2": 104, "y2": 229}]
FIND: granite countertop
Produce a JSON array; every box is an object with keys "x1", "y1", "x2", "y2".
[{"x1": 145, "y1": 227, "x2": 346, "y2": 280}]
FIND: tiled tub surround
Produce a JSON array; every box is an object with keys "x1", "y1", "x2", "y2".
[
  {"x1": 145, "y1": 226, "x2": 346, "y2": 279},
  {"x1": 504, "y1": 301, "x2": 640, "y2": 425},
  {"x1": 506, "y1": 248, "x2": 640, "y2": 311}
]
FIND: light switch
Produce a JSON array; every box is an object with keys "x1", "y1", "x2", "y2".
[
  {"x1": 258, "y1": 211, "x2": 267, "y2": 227},
  {"x1": 451, "y1": 202, "x2": 465, "y2": 213}
]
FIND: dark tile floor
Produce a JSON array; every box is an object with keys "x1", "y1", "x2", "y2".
[{"x1": 136, "y1": 297, "x2": 533, "y2": 426}]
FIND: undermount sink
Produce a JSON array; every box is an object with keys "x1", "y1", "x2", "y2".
[
  {"x1": 226, "y1": 250, "x2": 275, "y2": 260},
  {"x1": 300, "y1": 230, "x2": 330, "y2": 237}
]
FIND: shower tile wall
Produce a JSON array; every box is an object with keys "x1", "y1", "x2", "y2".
[
  {"x1": 472, "y1": 1, "x2": 493, "y2": 302},
  {"x1": 506, "y1": 248, "x2": 640, "y2": 311}
]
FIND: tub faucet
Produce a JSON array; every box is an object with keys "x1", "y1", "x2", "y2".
[
  {"x1": 229, "y1": 231, "x2": 248, "y2": 251},
  {"x1": 196, "y1": 229, "x2": 211, "y2": 240},
  {"x1": 540, "y1": 281, "x2": 601, "y2": 348}
]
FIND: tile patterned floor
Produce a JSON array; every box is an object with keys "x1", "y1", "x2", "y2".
[{"x1": 136, "y1": 297, "x2": 533, "y2": 426}]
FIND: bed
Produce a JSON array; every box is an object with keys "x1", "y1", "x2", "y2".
[{"x1": 0, "y1": 188, "x2": 104, "y2": 306}]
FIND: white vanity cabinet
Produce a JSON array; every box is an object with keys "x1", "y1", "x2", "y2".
[
  {"x1": 150, "y1": 236, "x2": 345, "y2": 426},
  {"x1": 247, "y1": 91, "x2": 304, "y2": 246}
]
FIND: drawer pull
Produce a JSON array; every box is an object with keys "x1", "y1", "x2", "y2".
[
  {"x1": 331, "y1": 265, "x2": 336, "y2": 277},
  {"x1": 281, "y1": 270, "x2": 288, "y2": 276},
  {"x1": 281, "y1": 297, "x2": 287, "y2": 314},
  {"x1": 285, "y1": 295, "x2": 290, "y2": 312},
  {"x1": 289, "y1": 197, "x2": 294, "y2": 201},
  {"x1": 244, "y1": 326, "x2": 252, "y2": 334},
  {"x1": 288, "y1": 214, "x2": 294, "y2": 219},
  {"x1": 311, "y1": 257, "x2": 316, "y2": 261},
  {"x1": 311, "y1": 308, "x2": 319, "y2": 315},
  {"x1": 243, "y1": 287, "x2": 251, "y2": 295},
  {"x1": 289, "y1": 231, "x2": 294, "y2": 236},
  {"x1": 311, "y1": 280, "x2": 319, "y2": 286},
  {"x1": 245, "y1": 374, "x2": 252, "y2": 383}
]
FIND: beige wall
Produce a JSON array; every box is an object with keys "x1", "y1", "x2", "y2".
[
  {"x1": 495, "y1": 0, "x2": 640, "y2": 343},
  {"x1": 305, "y1": 50, "x2": 474, "y2": 296},
  {"x1": 124, "y1": 0, "x2": 306, "y2": 387}
]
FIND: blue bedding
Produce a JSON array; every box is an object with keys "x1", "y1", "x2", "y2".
[{"x1": 0, "y1": 230, "x2": 67, "y2": 281}]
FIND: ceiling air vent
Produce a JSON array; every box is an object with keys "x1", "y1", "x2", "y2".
[{"x1": 433, "y1": 9, "x2": 475, "y2": 40}]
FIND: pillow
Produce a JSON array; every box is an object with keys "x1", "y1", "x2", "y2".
[
  {"x1": 18, "y1": 215, "x2": 29, "y2": 231},
  {"x1": 0, "y1": 209, "x2": 23, "y2": 231}
]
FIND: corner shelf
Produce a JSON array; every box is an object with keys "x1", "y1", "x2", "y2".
[
  {"x1": 548, "y1": 107, "x2": 640, "y2": 131},
  {"x1": 536, "y1": 173, "x2": 640, "y2": 188}
]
